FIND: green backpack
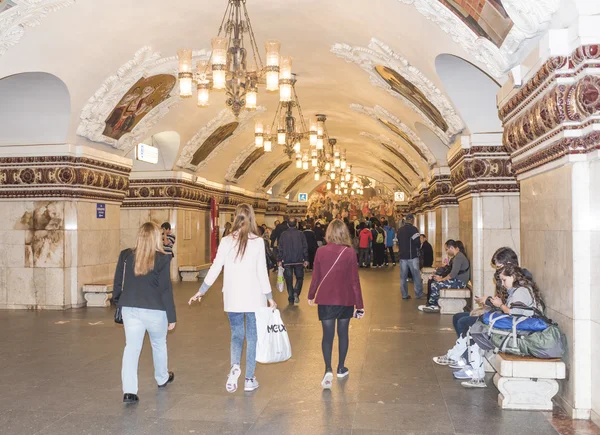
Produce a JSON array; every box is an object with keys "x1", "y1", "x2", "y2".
[{"x1": 376, "y1": 229, "x2": 384, "y2": 244}]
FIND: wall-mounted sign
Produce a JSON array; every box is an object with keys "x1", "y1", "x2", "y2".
[
  {"x1": 96, "y1": 203, "x2": 106, "y2": 219},
  {"x1": 136, "y1": 143, "x2": 159, "y2": 164},
  {"x1": 298, "y1": 193, "x2": 308, "y2": 202},
  {"x1": 394, "y1": 191, "x2": 406, "y2": 202}
]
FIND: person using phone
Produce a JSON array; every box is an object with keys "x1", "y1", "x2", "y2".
[{"x1": 307, "y1": 219, "x2": 364, "y2": 390}]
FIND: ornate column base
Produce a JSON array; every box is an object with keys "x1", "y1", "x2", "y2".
[
  {"x1": 83, "y1": 284, "x2": 113, "y2": 308},
  {"x1": 494, "y1": 374, "x2": 559, "y2": 411}
]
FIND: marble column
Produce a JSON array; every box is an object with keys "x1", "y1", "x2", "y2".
[
  {"x1": 0, "y1": 145, "x2": 131, "y2": 309},
  {"x1": 499, "y1": 31, "x2": 600, "y2": 421},
  {"x1": 448, "y1": 134, "x2": 520, "y2": 298}
]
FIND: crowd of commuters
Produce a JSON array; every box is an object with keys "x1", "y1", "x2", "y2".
[{"x1": 113, "y1": 205, "x2": 550, "y2": 402}]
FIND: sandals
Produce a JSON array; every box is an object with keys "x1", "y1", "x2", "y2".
[
  {"x1": 226, "y1": 364, "x2": 242, "y2": 393},
  {"x1": 321, "y1": 372, "x2": 333, "y2": 390}
]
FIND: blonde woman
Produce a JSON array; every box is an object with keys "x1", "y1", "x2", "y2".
[
  {"x1": 307, "y1": 219, "x2": 364, "y2": 389},
  {"x1": 189, "y1": 204, "x2": 276, "y2": 393},
  {"x1": 113, "y1": 222, "x2": 176, "y2": 404}
]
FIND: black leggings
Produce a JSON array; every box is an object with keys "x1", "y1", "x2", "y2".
[{"x1": 321, "y1": 318, "x2": 350, "y2": 373}]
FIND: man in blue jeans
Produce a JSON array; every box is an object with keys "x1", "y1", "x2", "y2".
[{"x1": 396, "y1": 214, "x2": 423, "y2": 299}]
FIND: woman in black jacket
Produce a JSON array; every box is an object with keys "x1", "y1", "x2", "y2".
[{"x1": 113, "y1": 222, "x2": 176, "y2": 404}]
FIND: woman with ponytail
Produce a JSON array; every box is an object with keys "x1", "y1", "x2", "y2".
[{"x1": 188, "y1": 204, "x2": 276, "y2": 393}]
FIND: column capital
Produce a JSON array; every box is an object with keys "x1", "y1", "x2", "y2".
[{"x1": 428, "y1": 173, "x2": 458, "y2": 208}]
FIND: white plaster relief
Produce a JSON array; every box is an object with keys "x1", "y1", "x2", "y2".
[
  {"x1": 177, "y1": 106, "x2": 265, "y2": 171},
  {"x1": 0, "y1": 0, "x2": 74, "y2": 57},
  {"x1": 360, "y1": 131, "x2": 426, "y2": 181},
  {"x1": 224, "y1": 141, "x2": 261, "y2": 183},
  {"x1": 77, "y1": 46, "x2": 211, "y2": 151},
  {"x1": 351, "y1": 104, "x2": 436, "y2": 166},
  {"x1": 256, "y1": 156, "x2": 293, "y2": 193},
  {"x1": 397, "y1": 0, "x2": 560, "y2": 79},
  {"x1": 331, "y1": 38, "x2": 464, "y2": 143}
]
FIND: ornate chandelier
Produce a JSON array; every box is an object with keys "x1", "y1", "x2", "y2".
[{"x1": 177, "y1": 0, "x2": 285, "y2": 117}]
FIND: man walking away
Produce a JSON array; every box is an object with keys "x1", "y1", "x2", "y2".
[
  {"x1": 358, "y1": 223, "x2": 372, "y2": 268},
  {"x1": 278, "y1": 218, "x2": 309, "y2": 305},
  {"x1": 420, "y1": 234, "x2": 434, "y2": 268},
  {"x1": 303, "y1": 223, "x2": 318, "y2": 270},
  {"x1": 397, "y1": 214, "x2": 423, "y2": 299},
  {"x1": 383, "y1": 220, "x2": 396, "y2": 266},
  {"x1": 161, "y1": 222, "x2": 176, "y2": 257}
]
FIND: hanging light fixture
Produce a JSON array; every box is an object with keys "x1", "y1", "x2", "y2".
[
  {"x1": 178, "y1": 1, "x2": 286, "y2": 117},
  {"x1": 255, "y1": 122, "x2": 264, "y2": 147}
]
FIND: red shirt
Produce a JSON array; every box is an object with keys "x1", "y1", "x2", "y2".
[
  {"x1": 307, "y1": 244, "x2": 364, "y2": 309},
  {"x1": 358, "y1": 228, "x2": 372, "y2": 248}
]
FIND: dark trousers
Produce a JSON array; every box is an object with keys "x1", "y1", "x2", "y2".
[
  {"x1": 373, "y1": 244, "x2": 385, "y2": 266},
  {"x1": 385, "y1": 247, "x2": 395, "y2": 264},
  {"x1": 359, "y1": 248, "x2": 369, "y2": 266},
  {"x1": 453, "y1": 312, "x2": 478, "y2": 337},
  {"x1": 284, "y1": 264, "x2": 304, "y2": 302},
  {"x1": 308, "y1": 249, "x2": 317, "y2": 270}
]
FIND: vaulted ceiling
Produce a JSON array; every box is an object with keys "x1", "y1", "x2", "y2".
[{"x1": 0, "y1": 0, "x2": 571, "y2": 197}]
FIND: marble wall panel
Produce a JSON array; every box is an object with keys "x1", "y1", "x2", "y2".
[
  {"x1": 0, "y1": 266, "x2": 6, "y2": 305},
  {"x1": 458, "y1": 197, "x2": 473, "y2": 261},
  {"x1": 6, "y1": 267, "x2": 34, "y2": 307},
  {"x1": 175, "y1": 209, "x2": 210, "y2": 269},
  {"x1": 592, "y1": 320, "x2": 600, "y2": 425},
  {"x1": 435, "y1": 209, "x2": 443, "y2": 263}
]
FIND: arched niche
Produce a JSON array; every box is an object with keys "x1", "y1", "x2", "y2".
[
  {"x1": 435, "y1": 54, "x2": 501, "y2": 134},
  {"x1": 126, "y1": 131, "x2": 181, "y2": 171},
  {"x1": 0, "y1": 72, "x2": 70, "y2": 146},
  {"x1": 414, "y1": 122, "x2": 448, "y2": 164}
]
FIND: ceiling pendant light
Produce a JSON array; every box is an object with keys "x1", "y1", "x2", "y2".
[
  {"x1": 255, "y1": 122, "x2": 264, "y2": 147},
  {"x1": 264, "y1": 138, "x2": 272, "y2": 152},
  {"x1": 178, "y1": 1, "x2": 285, "y2": 117},
  {"x1": 314, "y1": 169, "x2": 320, "y2": 181}
]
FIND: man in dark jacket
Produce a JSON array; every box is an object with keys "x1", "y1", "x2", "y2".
[
  {"x1": 420, "y1": 234, "x2": 434, "y2": 268},
  {"x1": 396, "y1": 214, "x2": 423, "y2": 299},
  {"x1": 278, "y1": 218, "x2": 309, "y2": 305},
  {"x1": 270, "y1": 217, "x2": 289, "y2": 248},
  {"x1": 303, "y1": 223, "x2": 318, "y2": 271}
]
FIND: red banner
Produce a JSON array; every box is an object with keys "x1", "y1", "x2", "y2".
[{"x1": 210, "y1": 197, "x2": 219, "y2": 262}]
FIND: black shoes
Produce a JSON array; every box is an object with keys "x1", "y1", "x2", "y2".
[
  {"x1": 402, "y1": 295, "x2": 412, "y2": 300},
  {"x1": 123, "y1": 393, "x2": 139, "y2": 403},
  {"x1": 337, "y1": 367, "x2": 349, "y2": 378},
  {"x1": 158, "y1": 371, "x2": 175, "y2": 388}
]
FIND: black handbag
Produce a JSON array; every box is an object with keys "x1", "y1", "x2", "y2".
[{"x1": 114, "y1": 254, "x2": 129, "y2": 324}]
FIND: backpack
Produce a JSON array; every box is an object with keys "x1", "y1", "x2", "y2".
[{"x1": 376, "y1": 229, "x2": 384, "y2": 244}]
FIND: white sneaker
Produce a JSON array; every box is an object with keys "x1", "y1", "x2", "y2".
[
  {"x1": 226, "y1": 364, "x2": 241, "y2": 393},
  {"x1": 449, "y1": 358, "x2": 467, "y2": 369},
  {"x1": 453, "y1": 368, "x2": 472, "y2": 379},
  {"x1": 432, "y1": 355, "x2": 457, "y2": 366},
  {"x1": 418, "y1": 305, "x2": 426, "y2": 312},
  {"x1": 321, "y1": 372, "x2": 333, "y2": 389},
  {"x1": 244, "y1": 377, "x2": 259, "y2": 392},
  {"x1": 461, "y1": 378, "x2": 487, "y2": 388}
]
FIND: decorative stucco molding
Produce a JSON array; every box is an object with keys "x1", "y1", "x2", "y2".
[
  {"x1": 398, "y1": 0, "x2": 560, "y2": 78},
  {"x1": 427, "y1": 174, "x2": 458, "y2": 207},
  {"x1": 256, "y1": 157, "x2": 293, "y2": 192},
  {"x1": 360, "y1": 131, "x2": 426, "y2": 181},
  {"x1": 351, "y1": 104, "x2": 436, "y2": 166},
  {"x1": 0, "y1": 155, "x2": 131, "y2": 202},
  {"x1": 176, "y1": 107, "x2": 265, "y2": 171},
  {"x1": 0, "y1": 0, "x2": 75, "y2": 57},
  {"x1": 331, "y1": 38, "x2": 464, "y2": 143},
  {"x1": 77, "y1": 46, "x2": 210, "y2": 151},
  {"x1": 224, "y1": 142, "x2": 258, "y2": 182}
]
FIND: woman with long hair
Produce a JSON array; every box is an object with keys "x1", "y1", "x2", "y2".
[
  {"x1": 307, "y1": 219, "x2": 364, "y2": 389},
  {"x1": 113, "y1": 222, "x2": 176, "y2": 404},
  {"x1": 188, "y1": 204, "x2": 276, "y2": 393}
]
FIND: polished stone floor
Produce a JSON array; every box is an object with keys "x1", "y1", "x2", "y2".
[{"x1": 0, "y1": 267, "x2": 598, "y2": 435}]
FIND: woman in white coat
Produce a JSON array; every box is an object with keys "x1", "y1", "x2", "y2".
[{"x1": 189, "y1": 204, "x2": 276, "y2": 393}]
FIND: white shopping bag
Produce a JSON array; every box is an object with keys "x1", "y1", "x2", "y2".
[
  {"x1": 276, "y1": 266, "x2": 285, "y2": 292},
  {"x1": 255, "y1": 307, "x2": 292, "y2": 364}
]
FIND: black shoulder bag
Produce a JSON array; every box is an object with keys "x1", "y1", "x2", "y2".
[{"x1": 114, "y1": 252, "x2": 130, "y2": 324}]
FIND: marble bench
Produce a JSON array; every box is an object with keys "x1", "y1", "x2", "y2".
[
  {"x1": 178, "y1": 263, "x2": 212, "y2": 282},
  {"x1": 438, "y1": 282, "x2": 472, "y2": 315},
  {"x1": 421, "y1": 267, "x2": 436, "y2": 283},
  {"x1": 485, "y1": 352, "x2": 565, "y2": 411},
  {"x1": 83, "y1": 284, "x2": 113, "y2": 307}
]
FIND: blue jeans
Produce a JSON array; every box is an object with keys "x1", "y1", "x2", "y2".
[
  {"x1": 428, "y1": 278, "x2": 466, "y2": 306},
  {"x1": 453, "y1": 312, "x2": 477, "y2": 337},
  {"x1": 227, "y1": 312, "x2": 257, "y2": 379},
  {"x1": 122, "y1": 307, "x2": 169, "y2": 394},
  {"x1": 400, "y1": 258, "x2": 423, "y2": 298}
]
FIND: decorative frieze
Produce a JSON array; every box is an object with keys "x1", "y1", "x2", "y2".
[
  {"x1": 0, "y1": 155, "x2": 131, "y2": 202},
  {"x1": 123, "y1": 178, "x2": 267, "y2": 211},
  {"x1": 286, "y1": 202, "x2": 308, "y2": 219},
  {"x1": 427, "y1": 174, "x2": 458, "y2": 207},
  {"x1": 448, "y1": 146, "x2": 519, "y2": 199}
]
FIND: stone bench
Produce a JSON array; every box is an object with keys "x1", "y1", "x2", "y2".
[
  {"x1": 438, "y1": 282, "x2": 472, "y2": 315},
  {"x1": 485, "y1": 352, "x2": 565, "y2": 411},
  {"x1": 178, "y1": 263, "x2": 212, "y2": 282},
  {"x1": 421, "y1": 267, "x2": 436, "y2": 283},
  {"x1": 83, "y1": 284, "x2": 113, "y2": 307}
]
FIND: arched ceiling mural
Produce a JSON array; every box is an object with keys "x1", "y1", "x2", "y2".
[{"x1": 0, "y1": 0, "x2": 569, "y2": 197}]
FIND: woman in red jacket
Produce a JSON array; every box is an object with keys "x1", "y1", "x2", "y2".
[{"x1": 308, "y1": 219, "x2": 365, "y2": 389}]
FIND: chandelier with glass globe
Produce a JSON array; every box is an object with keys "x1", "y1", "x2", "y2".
[{"x1": 177, "y1": 0, "x2": 286, "y2": 117}]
